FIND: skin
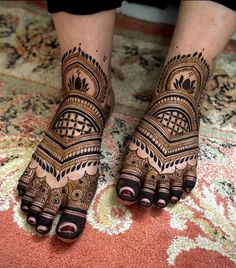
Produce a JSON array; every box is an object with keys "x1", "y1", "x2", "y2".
[
  {"x1": 117, "y1": 1, "x2": 236, "y2": 208},
  {"x1": 17, "y1": 1, "x2": 236, "y2": 242},
  {"x1": 17, "y1": 10, "x2": 116, "y2": 242}
]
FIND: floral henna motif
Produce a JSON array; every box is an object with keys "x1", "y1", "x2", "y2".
[
  {"x1": 117, "y1": 51, "x2": 210, "y2": 208},
  {"x1": 17, "y1": 46, "x2": 112, "y2": 241}
]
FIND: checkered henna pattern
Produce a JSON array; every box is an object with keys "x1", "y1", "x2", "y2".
[
  {"x1": 117, "y1": 52, "x2": 210, "y2": 208},
  {"x1": 17, "y1": 46, "x2": 113, "y2": 242}
]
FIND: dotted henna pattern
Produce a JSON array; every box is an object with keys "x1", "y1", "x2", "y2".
[
  {"x1": 17, "y1": 46, "x2": 112, "y2": 241},
  {"x1": 117, "y1": 52, "x2": 210, "y2": 207}
]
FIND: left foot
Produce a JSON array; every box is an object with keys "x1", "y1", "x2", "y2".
[{"x1": 117, "y1": 51, "x2": 210, "y2": 208}]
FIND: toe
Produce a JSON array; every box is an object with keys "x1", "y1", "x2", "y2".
[
  {"x1": 170, "y1": 189, "x2": 183, "y2": 203},
  {"x1": 36, "y1": 188, "x2": 62, "y2": 234},
  {"x1": 183, "y1": 167, "x2": 197, "y2": 193},
  {"x1": 117, "y1": 150, "x2": 144, "y2": 204},
  {"x1": 20, "y1": 176, "x2": 44, "y2": 212},
  {"x1": 56, "y1": 207, "x2": 86, "y2": 242},
  {"x1": 21, "y1": 198, "x2": 32, "y2": 213},
  {"x1": 17, "y1": 164, "x2": 36, "y2": 196},
  {"x1": 56, "y1": 176, "x2": 97, "y2": 242},
  {"x1": 36, "y1": 213, "x2": 54, "y2": 234},
  {"x1": 170, "y1": 174, "x2": 183, "y2": 203},
  {"x1": 27, "y1": 182, "x2": 50, "y2": 226},
  {"x1": 139, "y1": 170, "x2": 157, "y2": 207},
  {"x1": 156, "y1": 175, "x2": 170, "y2": 208},
  {"x1": 116, "y1": 172, "x2": 141, "y2": 204}
]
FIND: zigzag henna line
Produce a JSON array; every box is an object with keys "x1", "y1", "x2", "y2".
[
  {"x1": 61, "y1": 46, "x2": 108, "y2": 103},
  {"x1": 33, "y1": 154, "x2": 100, "y2": 183},
  {"x1": 17, "y1": 48, "x2": 112, "y2": 232},
  {"x1": 121, "y1": 149, "x2": 195, "y2": 183},
  {"x1": 31, "y1": 47, "x2": 109, "y2": 182},
  {"x1": 44, "y1": 132, "x2": 102, "y2": 150},
  {"x1": 38, "y1": 133, "x2": 102, "y2": 162},
  {"x1": 135, "y1": 123, "x2": 199, "y2": 156},
  {"x1": 131, "y1": 137, "x2": 197, "y2": 172}
]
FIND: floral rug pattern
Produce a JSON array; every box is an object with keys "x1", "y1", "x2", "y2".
[{"x1": 0, "y1": 2, "x2": 236, "y2": 268}]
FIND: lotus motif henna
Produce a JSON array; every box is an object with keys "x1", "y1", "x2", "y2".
[
  {"x1": 117, "y1": 51, "x2": 210, "y2": 208},
  {"x1": 17, "y1": 46, "x2": 113, "y2": 242}
]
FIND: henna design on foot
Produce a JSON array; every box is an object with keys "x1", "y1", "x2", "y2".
[
  {"x1": 17, "y1": 46, "x2": 113, "y2": 242},
  {"x1": 117, "y1": 51, "x2": 210, "y2": 208}
]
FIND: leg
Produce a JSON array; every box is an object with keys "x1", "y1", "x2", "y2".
[
  {"x1": 17, "y1": 10, "x2": 115, "y2": 242},
  {"x1": 117, "y1": 1, "x2": 236, "y2": 207}
]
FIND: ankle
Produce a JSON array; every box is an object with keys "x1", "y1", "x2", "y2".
[
  {"x1": 147, "y1": 51, "x2": 211, "y2": 130},
  {"x1": 156, "y1": 52, "x2": 210, "y2": 101},
  {"x1": 61, "y1": 46, "x2": 110, "y2": 102}
]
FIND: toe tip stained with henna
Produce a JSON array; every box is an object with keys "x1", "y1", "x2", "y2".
[
  {"x1": 156, "y1": 199, "x2": 166, "y2": 208},
  {"x1": 27, "y1": 216, "x2": 37, "y2": 225},
  {"x1": 36, "y1": 225, "x2": 49, "y2": 234},
  {"x1": 139, "y1": 198, "x2": 151, "y2": 207},
  {"x1": 170, "y1": 196, "x2": 179, "y2": 203}
]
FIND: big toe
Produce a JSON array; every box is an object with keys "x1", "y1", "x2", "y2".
[
  {"x1": 116, "y1": 149, "x2": 146, "y2": 204},
  {"x1": 116, "y1": 172, "x2": 141, "y2": 204},
  {"x1": 56, "y1": 207, "x2": 86, "y2": 242}
]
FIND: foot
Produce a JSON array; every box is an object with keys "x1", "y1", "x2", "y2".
[
  {"x1": 117, "y1": 51, "x2": 210, "y2": 208},
  {"x1": 17, "y1": 46, "x2": 113, "y2": 242}
]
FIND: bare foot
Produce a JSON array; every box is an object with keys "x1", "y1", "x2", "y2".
[
  {"x1": 117, "y1": 52, "x2": 210, "y2": 208},
  {"x1": 17, "y1": 46, "x2": 113, "y2": 242}
]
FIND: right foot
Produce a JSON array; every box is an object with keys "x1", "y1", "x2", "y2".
[{"x1": 17, "y1": 46, "x2": 113, "y2": 242}]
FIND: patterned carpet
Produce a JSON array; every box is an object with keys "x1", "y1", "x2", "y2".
[{"x1": 0, "y1": 2, "x2": 236, "y2": 267}]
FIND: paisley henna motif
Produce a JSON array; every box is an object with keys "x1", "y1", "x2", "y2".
[
  {"x1": 17, "y1": 46, "x2": 112, "y2": 241},
  {"x1": 117, "y1": 51, "x2": 210, "y2": 207}
]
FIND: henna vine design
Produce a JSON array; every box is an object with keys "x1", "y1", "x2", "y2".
[
  {"x1": 17, "y1": 46, "x2": 113, "y2": 242},
  {"x1": 117, "y1": 51, "x2": 210, "y2": 208}
]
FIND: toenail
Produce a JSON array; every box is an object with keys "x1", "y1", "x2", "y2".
[
  {"x1": 185, "y1": 188, "x2": 191, "y2": 193},
  {"x1": 157, "y1": 199, "x2": 166, "y2": 207},
  {"x1": 58, "y1": 222, "x2": 77, "y2": 233},
  {"x1": 37, "y1": 225, "x2": 48, "y2": 233},
  {"x1": 22, "y1": 205, "x2": 29, "y2": 212},
  {"x1": 28, "y1": 216, "x2": 36, "y2": 225},
  {"x1": 119, "y1": 187, "x2": 135, "y2": 198},
  {"x1": 140, "y1": 198, "x2": 151, "y2": 207},
  {"x1": 60, "y1": 226, "x2": 76, "y2": 233},
  {"x1": 171, "y1": 196, "x2": 179, "y2": 203}
]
